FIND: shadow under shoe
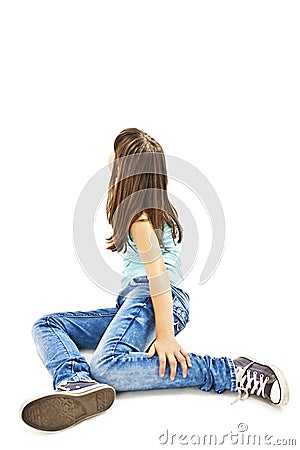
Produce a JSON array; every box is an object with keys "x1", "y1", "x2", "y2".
[
  {"x1": 233, "y1": 356, "x2": 289, "y2": 406},
  {"x1": 21, "y1": 381, "x2": 116, "y2": 432}
]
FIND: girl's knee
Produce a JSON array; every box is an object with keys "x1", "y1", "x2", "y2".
[
  {"x1": 31, "y1": 313, "x2": 60, "y2": 339},
  {"x1": 90, "y1": 355, "x2": 116, "y2": 385},
  {"x1": 32, "y1": 314, "x2": 47, "y2": 334},
  {"x1": 90, "y1": 356, "x2": 107, "y2": 379}
]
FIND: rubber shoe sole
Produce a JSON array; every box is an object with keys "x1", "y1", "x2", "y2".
[{"x1": 21, "y1": 384, "x2": 116, "y2": 432}]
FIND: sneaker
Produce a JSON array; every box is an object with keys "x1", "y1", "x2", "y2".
[
  {"x1": 21, "y1": 380, "x2": 116, "y2": 432},
  {"x1": 233, "y1": 356, "x2": 289, "y2": 406}
]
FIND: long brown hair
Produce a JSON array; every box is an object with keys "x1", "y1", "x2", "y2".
[{"x1": 105, "y1": 128, "x2": 183, "y2": 253}]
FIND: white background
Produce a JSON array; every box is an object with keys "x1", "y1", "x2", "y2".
[{"x1": 1, "y1": 1, "x2": 299, "y2": 448}]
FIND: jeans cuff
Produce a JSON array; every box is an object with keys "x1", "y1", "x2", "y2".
[
  {"x1": 55, "y1": 374, "x2": 94, "y2": 389},
  {"x1": 226, "y1": 357, "x2": 237, "y2": 392}
]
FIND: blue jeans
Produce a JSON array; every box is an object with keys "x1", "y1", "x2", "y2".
[{"x1": 32, "y1": 275, "x2": 237, "y2": 394}]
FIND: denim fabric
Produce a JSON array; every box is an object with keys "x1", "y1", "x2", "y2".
[{"x1": 32, "y1": 275, "x2": 236, "y2": 393}]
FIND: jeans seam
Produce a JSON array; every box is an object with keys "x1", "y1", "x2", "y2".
[
  {"x1": 111, "y1": 297, "x2": 152, "y2": 356},
  {"x1": 55, "y1": 313, "x2": 116, "y2": 319}
]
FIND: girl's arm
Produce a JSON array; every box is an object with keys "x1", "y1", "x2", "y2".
[{"x1": 129, "y1": 217, "x2": 192, "y2": 380}]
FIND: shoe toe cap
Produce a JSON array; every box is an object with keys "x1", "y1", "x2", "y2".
[{"x1": 269, "y1": 380, "x2": 281, "y2": 404}]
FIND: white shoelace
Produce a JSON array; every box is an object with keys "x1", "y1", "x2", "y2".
[{"x1": 232, "y1": 362, "x2": 270, "y2": 405}]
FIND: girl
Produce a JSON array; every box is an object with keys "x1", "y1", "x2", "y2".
[{"x1": 21, "y1": 128, "x2": 289, "y2": 432}]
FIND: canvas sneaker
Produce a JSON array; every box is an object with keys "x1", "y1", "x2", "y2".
[{"x1": 233, "y1": 356, "x2": 289, "y2": 406}]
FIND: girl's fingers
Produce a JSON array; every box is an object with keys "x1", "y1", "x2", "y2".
[
  {"x1": 146, "y1": 343, "x2": 156, "y2": 358},
  {"x1": 158, "y1": 353, "x2": 167, "y2": 378},
  {"x1": 176, "y1": 351, "x2": 188, "y2": 378},
  {"x1": 167, "y1": 354, "x2": 177, "y2": 381},
  {"x1": 180, "y1": 348, "x2": 192, "y2": 368},
  {"x1": 150, "y1": 342, "x2": 192, "y2": 380}
]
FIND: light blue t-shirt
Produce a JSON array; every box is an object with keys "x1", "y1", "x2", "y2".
[{"x1": 120, "y1": 221, "x2": 186, "y2": 292}]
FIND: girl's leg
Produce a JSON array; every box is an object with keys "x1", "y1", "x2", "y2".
[
  {"x1": 90, "y1": 277, "x2": 236, "y2": 394},
  {"x1": 32, "y1": 307, "x2": 117, "y2": 389}
]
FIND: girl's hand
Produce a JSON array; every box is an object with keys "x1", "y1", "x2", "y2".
[{"x1": 146, "y1": 335, "x2": 192, "y2": 381}]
